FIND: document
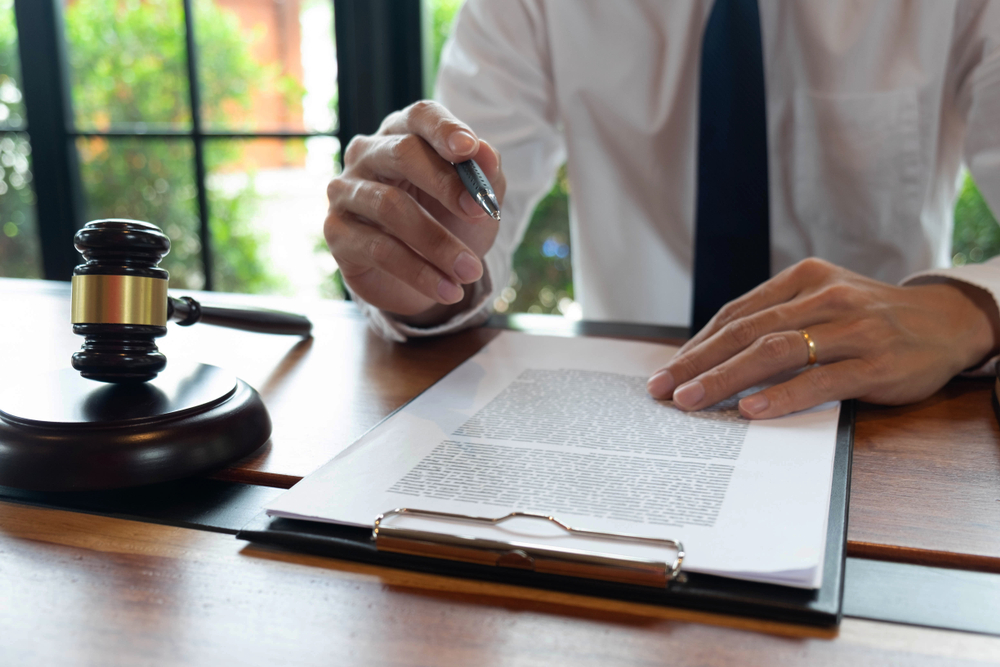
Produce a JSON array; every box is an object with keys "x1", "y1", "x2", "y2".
[{"x1": 267, "y1": 332, "x2": 841, "y2": 589}]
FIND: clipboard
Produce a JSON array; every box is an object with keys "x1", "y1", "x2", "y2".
[{"x1": 238, "y1": 402, "x2": 854, "y2": 627}]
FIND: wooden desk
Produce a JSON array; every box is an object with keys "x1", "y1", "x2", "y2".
[
  {"x1": 5, "y1": 502, "x2": 1000, "y2": 666},
  {"x1": 2, "y1": 278, "x2": 1000, "y2": 665}
]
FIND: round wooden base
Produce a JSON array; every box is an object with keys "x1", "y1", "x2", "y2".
[{"x1": 0, "y1": 362, "x2": 271, "y2": 491}]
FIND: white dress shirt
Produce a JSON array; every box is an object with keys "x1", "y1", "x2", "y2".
[{"x1": 356, "y1": 0, "x2": 1000, "y2": 343}]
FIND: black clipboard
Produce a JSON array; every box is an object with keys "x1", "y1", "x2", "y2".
[{"x1": 238, "y1": 401, "x2": 854, "y2": 627}]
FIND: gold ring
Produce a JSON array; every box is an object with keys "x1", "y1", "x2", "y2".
[{"x1": 799, "y1": 329, "x2": 818, "y2": 366}]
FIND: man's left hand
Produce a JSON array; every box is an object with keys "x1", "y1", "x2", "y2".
[{"x1": 646, "y1": 258, "x2": 1000, "y2": 419}]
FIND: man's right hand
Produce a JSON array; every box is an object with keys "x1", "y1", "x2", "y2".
[{"x1": 324, "y1": 100, "x2": 505, "y2": 322}]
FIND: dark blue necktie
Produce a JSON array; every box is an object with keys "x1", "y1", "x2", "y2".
[{"x1": 690, "y1": 0, "x2": 770, "y2": 333}]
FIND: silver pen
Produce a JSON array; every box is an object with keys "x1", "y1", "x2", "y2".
[{"x1": 455, "y1": 159, "x2": 501, "y2": 221}]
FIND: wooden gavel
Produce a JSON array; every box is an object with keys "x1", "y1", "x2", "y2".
[{"x1": 70, "y1": 219, "x2": 312, "y2": 383}]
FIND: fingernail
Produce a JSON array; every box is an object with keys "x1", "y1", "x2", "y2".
[
  {"x1": 646, "y1": 369, "x2": 675, "y2": 398},
  {"x1": 740, "y1": 393, "x2": 770, "y2": 416},
  {"x1": 673, "y1": 381, "x2": 705, "y2": 409},
  {"x1": 438, "y1": 278, "x2": 463, "y2": 303},
  {"x1": 459, "y1": 191, "x2": 487, "y2": 218},
  {"x1": 448, "y1": 130, "x2": 477, "y2": 156},
  {"x1": 453, "y1": 251, "x2": 482, "y2": 283}
]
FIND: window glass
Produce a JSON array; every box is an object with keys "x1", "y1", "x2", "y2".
[
  {"x1": 205, "y1": 136, "x2": 339, "y2": 296},
  {"x1": 76, "y1": 137, "x2": 202, "y2": 289},
  {"x1": 0, "y1": 2, "x2": 40, "y2": 278},
  {"x1": 196, "y1": 0, "x2": 337, "y2": 134},
  {"x1": 427, "y1": 0, "x2": 463, "y2": 85},
  {"x1": 0, "y1": 132, "x2": 40, "y2": 278},
  {"x1": 952, "y1": 171, "x2": 1000, "y2": 267},
  {"x1": 0, "y1": 0, "x2": 25, "y2": 130},
  {"x1": 64, "y1": 0, "x2": 192, "y2": 132}
]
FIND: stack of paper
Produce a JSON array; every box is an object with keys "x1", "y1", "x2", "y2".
[{"x1": 267, "y1": 332, "x2": 841, "y2": 589}]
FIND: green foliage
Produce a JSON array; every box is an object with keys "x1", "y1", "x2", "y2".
[
  {"x1": 75, "y1": 135, "x2": 206, "y2": 286},
  {"x1": 0, "y1": 0, "x2": 24, "y2": 127},
  {"x1": 62, "y1": 0, "x2": 281, "y2": 292},
  {"x1": 952, "y1": 172, "x2": 1000, "y2": 266},
  {"x1": 0, "y1": 134, "x2": 38, "y2": 278},
  {"x1": 0, "y1": 0, "x2": 40, "y2": 279},
  {"x1": 502, "y1": 167, "x2": 573, "y2": 315},
  {"x1": 66, "y1": 0, "x2": 189, "y2": 128},
  {"x1": 206, "y1": 170, "x2": 272, "y2": 293},
  {"x1": 428, "y1": 0, "x2": 464, "y2": 80}
]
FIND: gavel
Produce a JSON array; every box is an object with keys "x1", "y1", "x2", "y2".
[{"x1": 71, "y1": 219, "x2": 312, "y2": 383}]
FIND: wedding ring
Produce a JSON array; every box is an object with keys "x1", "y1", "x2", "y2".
[{"x1": 799, "y1": 329, "x2": 818, "y2": 366}]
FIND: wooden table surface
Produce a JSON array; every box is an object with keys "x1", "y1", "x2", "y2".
[
  {"x1": 2, "y1": 277, "x2": 1000, "y2": 665},
  {"x1": 4, "y1": 502, "x2": 1000, "y2": 666}
]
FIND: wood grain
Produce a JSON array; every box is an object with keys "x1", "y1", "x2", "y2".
[
  {"x1": 848, "y1": 379, "x2": 1000, "y2": 571},
  {"x1": 4, "y1": 278, "x2": 1000, "y2": 575},
  {"x1": 0, "y1": 279, "x2": 502, "y2": 487},
  {"x1": 4, "y1": 502, "x2": 1000, "y2": 666}
]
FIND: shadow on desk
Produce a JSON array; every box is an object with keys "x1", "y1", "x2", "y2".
[{"x1": 237, "y1": 541, "x2": 839, "y2": 641}]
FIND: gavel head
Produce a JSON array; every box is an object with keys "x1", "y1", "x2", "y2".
[{"x1": 70, "y1": 219, "x2": 171, "y2": 383}]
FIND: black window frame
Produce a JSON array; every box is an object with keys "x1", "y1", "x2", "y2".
[{"x1": 12, "y1": 0, "x2": 424, "y2": 287}]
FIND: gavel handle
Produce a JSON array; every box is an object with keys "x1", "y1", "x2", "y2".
[{"x1": 168, "y1": 296, "x2": 312, "y2": 336}]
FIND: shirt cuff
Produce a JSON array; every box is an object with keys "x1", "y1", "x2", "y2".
[
  {"x1": 350, "y1": 250, "x2": 501, "y2": 343},
  {"x1": 901, "y1": 264, "x2": 1000, "y2": 377}
]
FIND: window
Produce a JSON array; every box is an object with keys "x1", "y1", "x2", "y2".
[
  {"x1": 6, "y1": 0, "x2": 422, "y2": 297},
  {"x1": 10, "y1": 0, "x2": 993, "y2": 309},
  {"x1": 65, "y1": 0, "x2": 339, "y2": 295},
  {"x1": 0, "y1": 0, "x2": 40, "y2": 279}
]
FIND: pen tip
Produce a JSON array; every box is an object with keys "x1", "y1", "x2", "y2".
[{"x1": 483, "y1": 193, "x2": 501, "y2": 222}]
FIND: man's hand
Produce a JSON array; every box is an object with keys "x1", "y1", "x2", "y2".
[
  {"x1": 324, "y1": 100, "x2": 505, "y2": 321},
  {"x1": 647, "y1": 258, "x2": 1000, "y2": 419}
]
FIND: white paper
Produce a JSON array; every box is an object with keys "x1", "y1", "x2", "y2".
[{"x1": 267, "y1": 331, "x2": 841, "y2": 589}]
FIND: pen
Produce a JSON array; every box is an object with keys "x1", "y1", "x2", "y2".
[{"x1": 455, "y1": 159, "x2": 501, "y2": 221}]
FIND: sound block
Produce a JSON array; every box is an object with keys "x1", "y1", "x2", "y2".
[{"x1": 0, "y1": 362, "x2": 271, "y2": 492}]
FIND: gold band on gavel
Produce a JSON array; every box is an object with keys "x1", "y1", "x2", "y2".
[{"x1": 71, "y1": 274, "x2": 169, "y2": 326}]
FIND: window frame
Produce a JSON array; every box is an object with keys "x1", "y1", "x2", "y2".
[{"x1": 13, "y1": 0, "x2": 423, "y2": 287}]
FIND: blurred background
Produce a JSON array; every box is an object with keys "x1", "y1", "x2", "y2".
[{"x1": 0, "y1": 0, "x2": 996, "y2": 320}]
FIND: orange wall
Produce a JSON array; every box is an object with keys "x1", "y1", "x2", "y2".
[{"x1": 215, "y1": 0, "x2": 305, "y2": 169}]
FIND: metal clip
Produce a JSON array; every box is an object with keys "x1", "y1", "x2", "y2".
[{"x1": 372, "y1": 508, "x2": 684, "y2": 588}]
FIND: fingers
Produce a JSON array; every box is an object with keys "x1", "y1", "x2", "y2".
[
  {"x1": 656, "y1": 308, "x2": 803, "y2": 398},
  {"x1": 737, "y1": 359, "x2": 874, "y2": 419},
  {"x1": 678, "y1": 258, "x2": 838, "y2": 355},
  {"x1": 328, "y1": 216, "x2": 466, "y2": 307},
  {"x1": 649, "y1": 261, "x2": 991, "y2": 420},
  {"x1": 379, "y1": 100, "x2": 480, "y2": 163},
  {"x1": 327, "y1": 179, "x2": 482, "y2": 285},
  {"x1": 664, "y1": 330, "x2": 811, "y2": 412},
  {"x1": 378, "y1": 100, "x2": 504, "y2": 196},
  {"x1": 344, "y1": 126, "x2": 504, "y2": 225},
  {"x1": 652, "y1": 317, "x2": 884, "y2": 419},
  {"x1": 326, "y1": 101, "x2": 505, "y2": 318},
  {"x1": 344, "y1": 134, "x2": 494, "y2": 223},
  {"x1": 650, "y1": 292, "x2": 840, "y2": 401}
]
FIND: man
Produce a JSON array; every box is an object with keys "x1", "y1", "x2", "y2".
[{"x1": 323, "y1": 1, "x2": 1000, "y2": 419}]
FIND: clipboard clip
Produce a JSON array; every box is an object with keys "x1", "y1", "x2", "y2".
[{"x1": 372, "y1": 508, "x2": 685, "y2": 588}]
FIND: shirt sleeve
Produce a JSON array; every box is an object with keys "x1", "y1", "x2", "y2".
[
  {"x1": 354, "y1": 0, "x2": 567, "y2": 342},
  {"x1": 899, "y1": 2, "x2": 1000, "y2": 376},
  {"x1": 901, "y1": 260, "x2": 1000, "y2": 376}
]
